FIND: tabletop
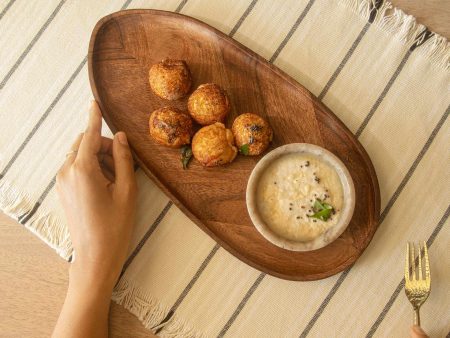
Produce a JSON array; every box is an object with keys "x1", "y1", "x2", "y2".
[{"x1": 0, "y1": 1, "x2": 448, "y2": 337}]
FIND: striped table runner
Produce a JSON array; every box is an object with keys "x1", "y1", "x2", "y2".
[{"x1": 1, "y1": 0, "x2": 449, "y2": 337}]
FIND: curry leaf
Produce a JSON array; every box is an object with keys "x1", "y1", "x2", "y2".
[
  {"x1": 308, "y1": 208, "x2": 332, "y2": 221},
  {"x1": 309, "y1": 199, "x2": 334, "y2": 221},
  {"x1": 240, "y1": 144, "x2": 250, "y2": 155},
  {"x1": 313, "y1": 199, "x2": 324, "y2": 211},
  {"x1": 180, "y1": 145, "x2": 192, "y2": 170}
]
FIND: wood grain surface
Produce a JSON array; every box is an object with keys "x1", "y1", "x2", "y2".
[
  {"x1": 391, "y1": 0, "x2": 450, "y2": 39},
  {"x1": 89, "y1": 9, "x2": 380, "y2": 281},
  {"x1": 0, "y1": 212, "x2": 155, "y2": 338},
  {"x1": 1, "y1": 1, "x2": 447, "y2": 336}
]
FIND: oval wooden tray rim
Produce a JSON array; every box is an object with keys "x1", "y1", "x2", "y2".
[{"x1": 88, "y1": 9, "x2": 381, "y2": 281}]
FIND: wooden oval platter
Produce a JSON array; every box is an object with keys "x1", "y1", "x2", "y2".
[{"x1": 88, "y1": 9, "x2": 380, "y2": 281}]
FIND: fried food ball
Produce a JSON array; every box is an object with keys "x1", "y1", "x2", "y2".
[
  {"x1": 232, "y1": 113, "x2": 273, "y2": 155},
  {"x1": 149, "y1": 59, "x2": 192, "y2": 100},
  {"x1": 187, "y1": 83, "x2": 230, "y2": 125},
  {"x1": 192, "y1": 123, "x2": 237, "y2": 166},
  {"x1": 149, "y1": 107, "x2": 194, "y2": 148}
]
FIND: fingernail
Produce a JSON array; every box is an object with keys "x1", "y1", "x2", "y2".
[{"x1": 117, "y1": 132, "x2": 128, "y2": 145}]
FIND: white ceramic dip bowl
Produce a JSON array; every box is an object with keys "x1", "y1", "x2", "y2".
[{"x1": 246, "y1": 143, "x2": 355, "y2": 251}]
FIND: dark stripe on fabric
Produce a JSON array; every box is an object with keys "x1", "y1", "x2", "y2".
[
  {"x1": 0, "y1": 0, "x2": 16, "y2": 21},
  {"x1": 121, "y1": 0, "x2": 133, "y2": 10},
  {"x1": 378, "y1": 106, "x2": 449, "y2": 223},
  {"x1": 366, "y1": 205, "x2": 450, "y2": 337},
  {"x1": 368, "y1": 0, "x2": 383, "y2": 23},
  {"x1": 119, "y1": 201, "x2": 173, "y2": 279},
  {"x1": 175, "y1": 0, "x2": 188, "y2": 13},
  {"x1": 172, "y1": 243, "x2": 220, "y2": 312},
  {"x1": 154, "y1": 310, "x2": 174, "y2": 333},
  {"x1": 0, "y1": 0, "x2": 67, "y2": 90},
  {"x1": 269, "y1": 0, "x2": 315, "y2": 63},
  {"x1": 354, "y1": 49, "x2": 411, "y2": 137},
  {"x1": 318, "y1": 0, "x2": 385, "y2": 100},
  {"x1": 355, "y1": 27, "x2": 434, "y2": 138},
  {"x1": 299, "y1": 269, "x2": 351, "y2": 338},
  {"x1": 0, "y1": 56, "x2": 87, "y2": 180},
  {"x1": 67, "y1": 255, "x2": 72, "y2": 263},
  {"x1": 409, "y1": 28, "x2": 433, "y2": 51},
  {"x1": 229, "y1": 0, "x2": 259, "y2": 37},
  {"x1": 20, "y1": 176, "x2": 56, "y2": 224},
  {"x1": 318, "y1": 22, "x2": 370, "y2": 101},
  {"x1": 155, "y1": 243, "x2": 221, "y2": 334},
  {"x1": 299, "y1": 106, "x2": 449, "y2": 337},
  {"x1": 19, "y1": 202, "x2": 41, "y2": 225},
  {"x1": 17, "y1": 210, "x2": 29, "y2": 222},
  {"x1": 217, "y1": 272, "x2": 266, "y2": 338}
]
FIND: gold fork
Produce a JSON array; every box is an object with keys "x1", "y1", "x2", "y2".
[{"x1": 405, "y1": 241, "x2": 431, "y2": 326}]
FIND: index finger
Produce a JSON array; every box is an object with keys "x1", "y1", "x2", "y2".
[{"x1": 78, "y1": 101, "x2": 102, "y2": 161}]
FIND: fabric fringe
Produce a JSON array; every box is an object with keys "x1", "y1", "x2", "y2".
[
  {"x1": 112, "y1": 278, "x2": 168, "y2": 330},
  {"x1": 337, "y1": 0, "x2": 391, "y2": 23},
  {"x1": 376, "y1": 7, "x2": 423, "y2": 44},
  {"x1": 158, "y1": 314, "x2": 207, "y2": 338},
  {"x1": 27, "y1": 209, "x2": 73, "y2": 260},
  {"x1": 0, "y1": 179, "x2": 72, "y2": 260},
  {"x1": 113, "y1": 278, "x2": 206, "y2": 338},
  {"x1": 0, "y1": 180, "x2": 32, "y2": 217},
  {"x1": 415, "y1": 34, "x2": 450, "y2": 70},
  {"x1": 337, "y1": 0, "x2": 450, "y2": 71}
]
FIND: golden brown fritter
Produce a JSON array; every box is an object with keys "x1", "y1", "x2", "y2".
[
  {"x1": 232, "y1": 113, "x2": 273, "y2": 155},
  {"x1": 187, "y1": 83, "x2": 230, "y2": 125},
  {"x1": 149, "y1": 107, "x2": 194, "y2": 148},
  {"x1": 149, "y1": 59, "x2": 192, "y2": 100},
  {"x1": 192, "y1": 123, "x2": 237, "y2": 166}
]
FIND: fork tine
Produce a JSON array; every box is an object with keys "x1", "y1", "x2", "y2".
[
  {"x1": 418, "y1": 242, "x2": 423, "y2": 280},
  {"x1": 411, "y1": 242, "x2": 416, "y2": 280},
  {"x1": 424, "y1": 241, "x2": 430, "y2": 282},
  {"x1": 405, "y1": 242, "x2": 410, "y2": 281}
]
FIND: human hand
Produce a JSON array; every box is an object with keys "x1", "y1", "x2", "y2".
[
  {"x1": 410, "y1": 325, "x2": 429, "y2": 338},
  {"x1": 56, "y1": 101, "x2": 137, "y2": 291},
  {"x1": 53, "y1": 100, "x2": 137, "y2": 338}
]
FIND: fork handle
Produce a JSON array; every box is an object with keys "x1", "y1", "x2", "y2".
[{"x1": 414, "y1": 308, "x2": 421, "y2": 326}]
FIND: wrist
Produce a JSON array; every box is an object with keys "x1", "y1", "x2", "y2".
[
  {"x1": 69, "y1": 259, "x2": 119, "y2": 295},
  {"x1": 58, "y1": 266, "x2": 113, "y2": 338}
]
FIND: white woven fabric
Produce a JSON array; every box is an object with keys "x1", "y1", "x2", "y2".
[{"x1": 0, "y1": 0, "x2": 449, "y2": 337}]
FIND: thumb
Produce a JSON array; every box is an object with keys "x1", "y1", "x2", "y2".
[
  {"x1": 78, "y1": 101, "x2": 102, "y2": 162},
  {"x1": 113, "y1": 132, "x2": 136, "y2": 197},
  {"x1": 410, "y1": 325, "x2": 429, "y2": 338}
]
